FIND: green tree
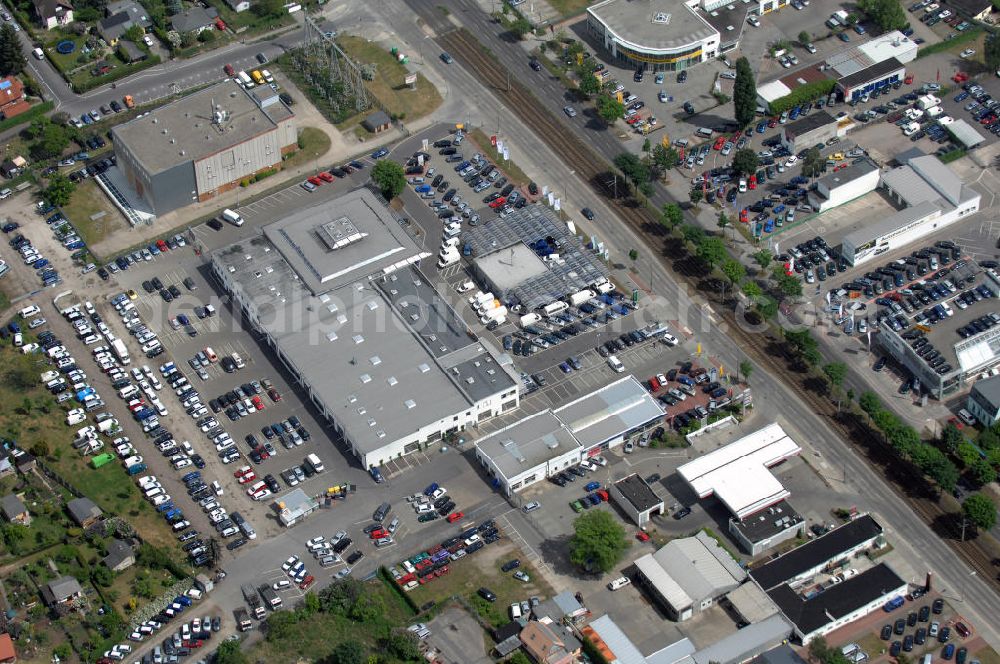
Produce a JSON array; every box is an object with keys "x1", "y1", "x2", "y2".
[
  {"x1": 722, "y1": 258, "x2": 745, "y2": 285},
  {"x1": 595, "y1": 96, "x2": 625, "y2": 125},
  {"x1": 798, "y1": 30, "x2": 811, "y2": 45},
  {"x1": 731, "y1": 148, "x2": 759, "y2": 176},
  {"x1": 757, "y1": 296, "x2": 779, "y2": 319},
  {"x1": 808, "y1": 637, "x2": 831, "y2": 663},
  {"x1": 197, "y1": 29, "x2": 215, "y2": 43},
  {"x1": 123, "y1": 25, "x2": 144, "y2": 43},
  {"x1": 717, "y1": 211, "x2": 730, "y2": 236},
  {"x1": 508, "y1": 653, "x2": 533, "y2": 664},
  {"x1": 801, "y1": 147, "x2": 824, "y2": 178},
  {"x1": 569, "y1": 510, "x2": 628, "y2": 573},
  {"x1": 987, "y1": 32, "x2": 1000, "y2": 72},
  {"x1": 660, "y1": 202, "x2": 683, "y2": 229},
  {"x1": 53, "y1": 644, "x2": 72, "y2": 661},
  {"x1": 969, "y1": 459, "x2": 996, "y2": 487},
  {"x1": 0, "y1": 24, "x2": 25, "y2": 76},
  {"x1": 858, "y1": 0, "x2": 907, "y2": 31},
  {"x1": 733, "y1": 57, "x2": 757, "y2": 128},
  {"x1": 613, "y1": 152, "x2": 650, "y2": 191},
  {"x1": 576, "y1": 64, "x2": 600, "y2": 98},
  {"x1": 742, "y1": 281, "x2": 762, "y2": 299},
  {"x1": 754, "y1": 250, "x2": 773, "y2": 270},
  {"x1": 43, "y1": 173, "x2": 76, "y2": 207},
  {"x1": 689, "y1": 188, "x2": 703, "y2": 204},
  {"x1": 963, "y1": 493, "x2": 997, "y2": 531},
  {"x1": 371, "y1": 160, "x2": 406, "y2": 200},
  {"x1": 697, "y1": 236, "x2": 727, "y2": 267},
  {"x1": 940, "y1": 423, "x2": 963, "y2": 454},
  {"x1": 326, "y1": 640, "x2": 366, "y2": 664},
  {"x1": 384, "y1": 630, "x2": 420, "y2": 660},
  {"x1": 822, "y1": 362, "x2": 848, "y2": 387},
  {"x1": 265, "y1": 611, "x2": 299, "y2": 641},
  {"x1": 215, "y1": 640, "x2": 247, "y2": 664},
  {"x1": 777, "y1": 273, "x2": 803, "y2": 296},
  {"x1": 509, "y1": 16, "x2": 532, "y2": 39},
  {"x1": 739, "y1": 360, "x2": 753, "y2": 383},
  {"x1": 682, "y1": 224, "x2": 704, "y2": 245},
  {"x1": 651, "y1": 144, "x2": 679, "y2": 174}
]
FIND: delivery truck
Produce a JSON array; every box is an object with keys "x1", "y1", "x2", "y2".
[{"x1": 111, "y1": 339, "x2": 130, "y2": 365}]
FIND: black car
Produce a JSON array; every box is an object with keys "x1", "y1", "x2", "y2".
[
  {"x1": 895, "y1": 619, "x2": 906, "y2": 635},
  {"x1": 915, "y1": 628, "x2": 927, "y2": 645},
  {"x1": 932, "y1": 598, "x2": 944, "y2": 614},
  {"x1": 673, "y1": 507, "x2": 692, "y2": 519},
  {"x1": 226, "y1": 537, "x2": 248, "y2": 551},
  {"x1": 346, "y1": 550, "x2": 364, "y2": 565},
  {"x1": 478, "y1": 587, "x2": 497, "y2": 602},
  {"x1": 333, "y1": 537, "x2": 352, "y2": 553},
  {"x1": 907, "y1": 611, "x2": 918, "y2": 627},
  {"x1": 646, "y1": 473, "x2": 661, "y2": 484},
  {"x1": 882, "y1": 625, "x2": 893, "y2": 640},
  {"x1": 500, "y1": 559, "x2": 521, "y2": 572},
  {"x1": 918, "y1": 605, "x2": 930, "y2": 622},
  {"x1": 581, "y1": 207, "x2": 595, "y2": 220},
  {"x1": 529, "y1": 58, "x2": 541, "y2": 71},
  {"x1": 677, "y1": 70, "x2": 688, "y2": 83}
]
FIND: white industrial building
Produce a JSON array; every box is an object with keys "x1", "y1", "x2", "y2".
[
  {"x1": 677, "y1": 423, "x2": 802, "y2": 519},
  {"x1": 633, "y1": 531, "x2": 747, "y2": 621},
  {"x1": 807, "y1": 158, "x2": 880, "y2": 213},
  {"x1": 212, "y1": 189, "x2": 519, "y2": 472},
  {"x1": 475, "y1": 376, "x2": 665, "y2": 495},
  {"x1": 841, "y1": 154, "x2": 981, "y2": 266}
]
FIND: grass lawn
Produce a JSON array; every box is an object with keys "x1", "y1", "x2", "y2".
[
  {"x1": 543, "y1": 0, "x2": 593, "y2": 18},
  {"x1": 62, "y1": 178, "x2": 124, "y2": 249},
  {"x1": 280, "y1": 127, "x2": 333, "y2": 172},
  {"x1": 405, "y1": 546, "x2": 554, "y2": 628},
  {"x1": 251, "y1": 581, "x2": 415, "y2": 662},
  {"x1": 44, "y1": 36, "x2": 87, "y2": 76},
  {"x1": 468, "y1": 128, "x2": 532, "y2": 187},
  {"x1": 338, "y1": 36, "x2": 443, "y2": 122}
]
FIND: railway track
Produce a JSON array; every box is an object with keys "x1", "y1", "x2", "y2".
[{"x1": 437, "y1": 28, "x2": 1000, "y2": 589}]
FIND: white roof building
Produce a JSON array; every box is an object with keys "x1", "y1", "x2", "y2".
[{"x1": 677, "y1": 423, "x2": 801, "y2": 518}]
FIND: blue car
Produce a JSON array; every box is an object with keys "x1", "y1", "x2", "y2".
[
  {"x1": 371, "y1": 148, "x2": 389, "y2": 159},
  {"x1": 773, "y1": 204, "x2": 786, "y2": 214},
  {"x1": 756, "y1": 121, "x2": 767, "y2": 134},
  {"x1": 585, "y1": 481, "x2": 601, "y2": 492},
  {"x1": 81, "y1": 114, "x2": 93, "y2": 125},
  {"x1": 149, "y1": 243, "x2": 160, "y2": 255},
  {"x1": 33, "y1": 259, "x2": 49, "y2": 269},
  {"x1": 66, "y1": 240, "x2": 85, "y2": 250},
  {"x1": 350, "y1": 160, "x2": 364, "y2": 170},
  {"x1": 955, "y1": 91, "x2": 969, "y2": 102},
  {"x1": 559, "y1": 362, "x2": 573, "y2": 373},
  {"x1": 764, "y1": 219, "x2": 775, "y2": 233}
]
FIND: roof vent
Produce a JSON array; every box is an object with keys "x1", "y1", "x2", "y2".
[
  {"x1": 376, "y1": 430, "x2": 386, "y2": 439},
  {"x1": 418, "y1": 363, "x2": 430, "y2": 373},
  {"x1": 357, "y1": 407, "x2": 366, "y2": 415},
  {"x1": 369, "y1": 356, "x2": 381, "y2": 366},
  {"x1": 366, "y1": 301, "x2": 378, "y2": 311},
  {"x1": 348, "y1": 394, "x2": 357, "y2": 403},
  {"x1": 367, "y1": 418, "x2": 376, "y2": 427},
  {"x1": 652, "y1": 11, "x2": 671, "y2": 23},
  {"x1": 465, "y1": 377, "x2": 475, "y2": 384},
  {"x1": 353, "y1": 334, "x2": 364, "y2": 344},
  {"x1": 326, "y1": 331, "x2": 337, "y2": 341}
]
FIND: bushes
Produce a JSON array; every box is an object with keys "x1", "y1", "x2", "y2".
[{"x1": 378, "y1": 566, "x2": 417, "y2": 612}]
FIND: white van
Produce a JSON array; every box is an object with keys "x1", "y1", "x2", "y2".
[
  {"x1": 33, "y1": 47, "x2": 44, "y2": 60},
  {"x1": 608, "y1": 577, "x2": 631, "y2": 591},
  {"x1": 222, "y1": 209, "x2": 244, "y2": 226},
  {"x1": 607, "y1": 355, "x2": 625, "y2": 373},
  {"x1": 695, "y1": 127, "x2": 713, "y2": 138},
  {"x1": 509, "y1": 602, "x2": 522, "y2": 619},
  {"x1": 19, "y1": 304, "x2": 40, "y2": 318}
]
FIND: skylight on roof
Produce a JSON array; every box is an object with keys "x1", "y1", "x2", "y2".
[
  {"x1": 360, "y1": 374, "x2": 371, "y2": 383},
  {"x1": 405, "y1": 399, "x2": 416, "y2": 409},
  {"x1": 353, "y1": 334, "x2": 364, "y2": 344},
  {"x1": 419, "y1": 363, "x2": 430, "y2": 373},
  {"x1": 326, "y1": 331, "x2": 338, "y2": 341},
  {"x1": 387, "y1": 376, "x2": 398, "y2": 386},
  {"x1": 370, "y1": 356, "x2": 381, "y2": 366}
]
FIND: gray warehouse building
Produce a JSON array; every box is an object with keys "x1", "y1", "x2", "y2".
[
  {"x1": 212, "y1": 188, "x2": 519, "y2": 471},
  {"x1": 112, "y1": 79, "x2": 297, "y2": 216},
  {"x1": 779, "y1": 111, "x2": 837, "y2": 154}
]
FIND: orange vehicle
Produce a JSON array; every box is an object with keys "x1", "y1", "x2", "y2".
[{"x1": 123, "y1": 95, "x2": 135, "y2": 109}]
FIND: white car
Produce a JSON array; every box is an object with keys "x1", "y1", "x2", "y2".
[
  {"x1": 282, "y1": 556, "x2": 299, "y2": 572},
  {"x1": 661, "y1": 332, "x2": 679, "y2": 346},
  {"x1": 306, "y1": 536, "x2": 326, "y2": 549},
  {"x1": 430, "y1": 487, "x2": 447, "y2": 500},
  {"x1": 960, "y1": 48, "x2": 976, "y2": 59}
]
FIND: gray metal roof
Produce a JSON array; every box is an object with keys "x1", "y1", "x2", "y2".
[
  {"x1": 0, "y1": 494, "x2": 25, "y2": 519},
  {"x1": 475, "y1": 410, "x2": 581, "y2": 481},
  {"x1": 946, "y1": 119, "x2": 986, "y2": 148},
  {"x1": 467, "y1": 205, "x2": 608, "y2": 311},
  {"x1": 644, "y1": 531, "x2": 746, "y2": 606},
  {"x1": 112, "y1": 79, "x2": 284, "y2": 175},
  {"x1": 586, "y1": 614, "x2": 649, "y2": 664},
  {"x1": 588, "y1": 0, "x2": 718, "y2": 52},
  {"x1": 553, "y1": 376, "x2": 665, "y2": 448},
  {"x1": 646, "y1": 637, "x2": 697, "y2": 664},
  {"x1": 66, "y1": 497, "x2": 101, "y2": 523},
  {"x1": 690, "y1": 614, "x2": 794, "y2": 664},
  {"x1": 841, "y1": 200, "x2": 940, "y2": 250},
  {"x1": 909, "y1": 155, "x2": 965, "y2": 206},
  {"x1": 816, "y1": 157, "x2": 878, "y2": 192},
  {"x1": 726, "y1": 582, "x2": 780, "y2": 624},
  {"x1": 45, "y1": 576, "x2": 83, "y2": 602}
]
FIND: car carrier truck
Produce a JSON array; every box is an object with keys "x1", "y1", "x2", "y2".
[{"x1": 241, "y1": 583, "x2": 266, "y2": 619}]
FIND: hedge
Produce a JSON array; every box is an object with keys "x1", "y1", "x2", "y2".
[
  {"x1": 377, "y1": 565, "x2": 418, "y2": 613},
  {"x1": 70, "y1": 55, "x2": 162, "y2": 93},
  {"x1": 0, "y1": 100, "x2": 52, "y2": 133},
  {"x1": 767, "y1": 79, "x2": 837, "y2": 115},
  {"x1": 916, "y1": 27, "x2": 982, "y2": 58}
]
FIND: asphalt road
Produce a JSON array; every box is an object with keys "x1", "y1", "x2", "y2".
[{"x1": 385, "y1": 0, "x2": 1000, "y2": 646}]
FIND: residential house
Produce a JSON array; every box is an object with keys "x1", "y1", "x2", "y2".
[
  {"x1": 519, "y1": 620, "x2": 580, "y2": 664},
  {"x1": 0, "y1": 494, "x2": 30, "y2": 525},
  {"x1": 169, "y1": 6, "x2": 218, "y2": 34},
  {"x1": 102, "y1": 538, "x2": 135, "y2": 572},
  {"x1": 0, "y1": 456, "x2": 13, "y2": 478},
  {"x1": 40, "y1": 576, "x2": 83, "y2": 606},
  {"x1": 10, "y1": 449, "x2": 34, "y2": 473},
  {"x1": 98, "y1": 0, "x2": 151, "y2": 45},
  {"x1": 0, "y1": 157, "x2": 25, "y2": 179},
  {"x1": 223, "y1": 0, "x2": 250, "y2": 12},
  {"x1": 0, "y1": 633, "x2": 16, "y2": 664},
  {"x1": 66, "y1": 497, "x2": 103, "y2": 528},
  {"x1": 967, "y1": 374, "x2": 1000, "y2": 426},
  {"x1": 31, "y1": 0, "x2": 73, "y2": 29},
  {"x1": 0, "y1": 77, "x2": 30, "y2": 120}
]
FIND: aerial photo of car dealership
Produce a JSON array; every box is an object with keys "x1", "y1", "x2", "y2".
[{"x1": 1, "y1": 0, "x2": 1000, "y2": 660}]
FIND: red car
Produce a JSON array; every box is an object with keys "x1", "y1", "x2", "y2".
[
  {"x1": 488, "y1": 197, "x2": 506, "y2": 209},
  {"x1": 182, "y1": 640, "x2": 203, "y2": 649},
  {"x1": 317, "y1": 172, "x2": 334, "y2": 183},
  {"x1": 251, "y1": 395, "x2": 264, "y2": 411},
  {"x1": 369, "y1": 528, "x2": 388, "y2": 539},
  {"x1": 748, "y1": 175, "x2": 757, "y2": 190},
  {"x1": 307, "y1": 176, "x2": 323, "y2": 186},
  {"x1": 712, "y1": 136, "x2": 726, "y2": 150},
  {"x1": 224, "y1": 63, "x2": 235, "y2": 76},
  {"x1": 156, "y1": 239, "x2": 169, "y2": 252},
  {"x1": 904, "y1": 74, "x2": 914, "y2": 84},
  {"x1": 268, "y1": 388, "x2": 281, "y2": 403},
  {"x1": 767, "y1": 118, "x2": 778, "y2": 128},
  {"x1": 446, "y1": 511, "x2": 464, "y2": 523},
  {"x1": 636, "y1": 531, "x2": 650, "y2": 542},
  {"x1": 300, "y1": 575, "x2": 315, "y2": 590}
]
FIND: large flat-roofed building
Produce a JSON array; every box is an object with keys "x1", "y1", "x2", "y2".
[
  {"x1": 779, "y1": 111, "x2": 838, "y2": 153},
  {"x1": 212, "y1": 189, "x2": 519, "y2": 471},
  {"x1": 808, "y1": 158, "x2": 880, "y2": 213},
  {"x1": 633, "y1": 531, "x2": 746, "y2": 621},
  {"x1": 112, "y1": 79, "x2": 296, "y2": 216},
  {"x1": 587, "y1": 0, "x2": 720, "y2": 72},
  {"x1": 475, "y1": 411, "x2": 583, "y2": 496},
  {"x1": 467, "y1": 205, "x2": 609, "y2": 312},
  {"x1": 678, "y1": 423, "x2": 801, "y2": 519},
  {"x1": 841, "y1": 154, "x2": 980, "y2": 268},
  {"x1": 475, "y1": 376, "x2": 664, "y2": 495}
]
